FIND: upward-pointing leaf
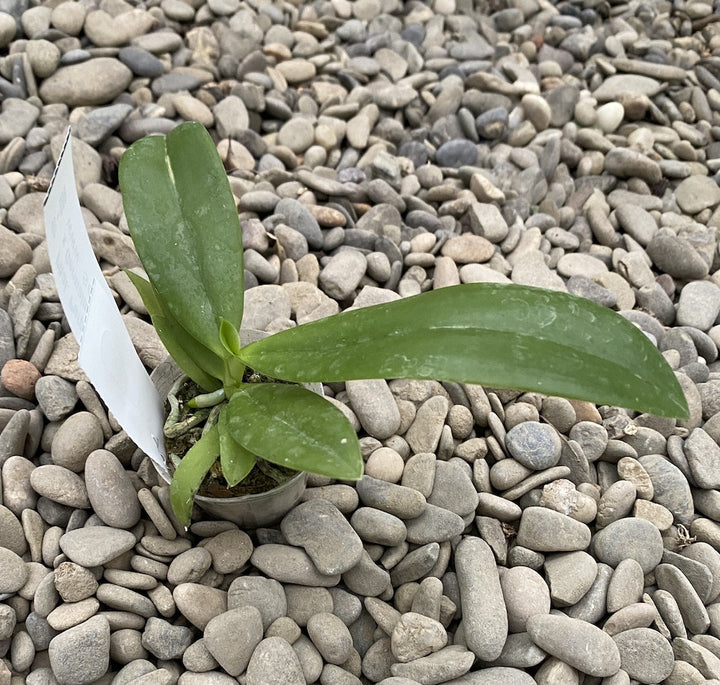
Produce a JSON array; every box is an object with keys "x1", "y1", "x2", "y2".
[
  {"x1": 239, "y1": 283, "x2": 689, "y2": 419},
  {"x1": 169, "y1": 423, "x2": 220, "y2": 526},
  {"x1": 119, "y1": 122, "x2": 245, "y2": 359}
]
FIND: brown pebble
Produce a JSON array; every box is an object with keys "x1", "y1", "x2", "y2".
[
  {"x1": 1, "y1": 359, "x2": 41, "y2": 401},
  {"x1": 263, "y1": 43, "x2": 292, "y2": 60},
  {"x1": 308, "y1": 205, "x2": 347, "y2": 227},
  {"x1": 441, "y1": 234, "x2": 494, "y2": 264},
  {"x1": 567, "y1": 400, "x2": 602, "y2": 424}
]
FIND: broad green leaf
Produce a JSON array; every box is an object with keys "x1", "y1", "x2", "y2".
[
  {"x1": 240, "y1": 283, "x2": 689, "y2": 419},
  {"x1": 126, "y1": 271, "x2": 222, "y2": 391},
  {"x1": 119, "y1": 122, "x2": 244, "y2": 358},
  {"x1": 218, "y1": 404, "x2": 256, "y2": 487},
  {"x1": 169, "y1": 423, "x2": 220, "y2": 525},
  {"x1": 226, "y1": 384, "x2": 363, "y2": 479}
]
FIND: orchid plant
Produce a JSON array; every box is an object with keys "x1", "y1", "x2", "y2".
[{"x1": 119, "y1": 122, "x2": 688, "y2": 525}]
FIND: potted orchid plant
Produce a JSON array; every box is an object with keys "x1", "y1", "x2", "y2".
[{"x1": 119, "y1": 122, "x2": 688, "y2": 527}]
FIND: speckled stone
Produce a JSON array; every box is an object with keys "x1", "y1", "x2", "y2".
[
  {"x1": 59, "y1": 527, "x2": 136, "y2": 567},
  {"x1": 245, "y1": 636, "x2": 305, "y2": 685},
  {"x1": 613, "y1": 627, "x2": 674, "y2": 682},
  {"x1": 526, "y1": 613, "x2": 621, "y2": 677},
  {"x1": 505, "y1": 422, "x2": 562, "y2": 470},
  {"x1": 592, "y1": 518, "x2": 664, "y2": 574},
  {"x1": 48, "y1": 616, "x2": 110, "y2": 685},
  {"x1": 204, "y1": 606, "x2": 263, "y2": 676},
  {"x1": 281, "y1": 499, "x2": 363, "y2": 575},
  {"x1": 516, "y1": 507, "x2": 591, "y2": 552}
]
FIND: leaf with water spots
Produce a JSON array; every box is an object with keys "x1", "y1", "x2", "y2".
[
  {"x1": 239, "y1": 283, "x2": 688, "y2": 419},
  {"x1": 119, "y1": 122, "x2": 244, "y2": 361},
  {"x1": 226, "y1": 383, "x2": 363, "y2": 480}
]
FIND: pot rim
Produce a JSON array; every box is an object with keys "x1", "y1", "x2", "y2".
[{"x1": 192, "y1": 467, "x2": 307, "y2": 505}]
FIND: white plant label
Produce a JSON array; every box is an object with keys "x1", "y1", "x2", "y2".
[{"x1": 43, "y1": 128, "x2": 170, "y2": 482}]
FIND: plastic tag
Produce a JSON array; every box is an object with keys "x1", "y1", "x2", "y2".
[{"x1": 43, "y1": 128, "x2": 169, "y2": 482}]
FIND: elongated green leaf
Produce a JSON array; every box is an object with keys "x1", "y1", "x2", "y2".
[
  {"x1": 119, "y1": 122, "x2": 245, "y2": 357},
  {"x1": 218, "y1": 404, "x2": 256, "y2": 487},
  {"x1": 170, "y1": 424, "x2": 220, "y2": 525},
  {"x1": 126, "y1": 271, "x2": 222, "y2": 391},
  {"x1": 239, "y1": 283, "x2": 689, "y2": 419},
  {"x1": 226, "y1": 384, "x2": 363, "y2": 479}
]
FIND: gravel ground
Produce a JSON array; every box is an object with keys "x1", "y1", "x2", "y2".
[{"x1": 1, "y1": 0, "x2": 720, "y2": 682}]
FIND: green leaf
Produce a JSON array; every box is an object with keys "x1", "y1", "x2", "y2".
[
  {"x1": 239, "y1": 283, "x2": 689, "y2": 419},
  {"x1": 119, "y1": 122, "x2": 245, "y2": 358},
  {"x1": 126, "y1": 271, "x2": 222, "y2": 391},
  {"x1": 218, "y1": 318, "x2": 246, "y2": 391},
  {"x1": 169, "y1": 424, "x2": 220, "y2": 526},
  {"x1": 218, "y1": 404, "x2": 256, "y2": 487},
  {"x1": 226, "y1": 384, "x2": 363, "y2": 480},
  {"x1": 219, "y1": 318, "x2": 243, "y2": 357}
]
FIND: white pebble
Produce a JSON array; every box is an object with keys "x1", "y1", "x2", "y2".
[{"x1": 364, "y1": 447, "x2": 405, "y2": 483}]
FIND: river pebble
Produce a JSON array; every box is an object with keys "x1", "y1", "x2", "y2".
[
  {"x1": 516, "y1": 506, "x2": 591, "y2": 552},
  {"x1": 204, "y1": 606, "x2": 262, "y2": 676},
  {"x1": 281, "y1": 498, "x2": 363, "y2": 575},
  {"x1": 173, "y1": 584, "x2": 227, "y2": 631},
  {"x1": 48, "y1": 616, "x2": 110, "y2": 685},
  {"x1": 59, "y1": 527, "x2": 136, "y2": 567},
  {"x1": 613, "y1": 626, "x2": 675, "y2": 683},
  {"x1": 527, "y1": 613, "x2": 621, "y2": 677},
  {"x1": 346, "y1": 380, "x2": 401, "y2": 440},
  {"x1": 677, "y1": 281, "x2": 720, "y2": 331},
  {"x1": 306, "y1": 611, "x2": 353, "y2": 665},
  {"x1": 655, "y1": 563, "x2": 710, "y2": 635},
  {"x1": 639, "y1": 453, "x2": 694, "y2": 525},
  {"x1": 500, "y1": 566, "x2": 551, "y2": 633},
  {"x1": 455, "y1": 537, "x2": 506, "y2": 661},
  {"x1": 246, "y1": 636, "x2": 305, "y2": 685},
  {"x1": 50, "y1": 412, "x2": 104, "y2": 472},
  {"x1": 0, "y1": 547, "x2": 27, "y2": 593},
  {"x1": 251, "y1": 544, "x2": 339, "y2": 587},
  {"x1": 30, "y1": 465, "x2": 89, "y2": 509},
  {"x1": 84, "y1": 449, "x2": 142, "y2": 528},
  {"x1": 227, "y1": 576, "x2": 286, "y2": 630},
  {"x1": 505, "y1": 422, "x2": 562, "y2": 470},
  {"x1": 675, "y1": 175, "x2": 720, "y2": 215}
]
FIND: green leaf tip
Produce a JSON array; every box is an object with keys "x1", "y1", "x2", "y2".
[{"x1": 219, "y1": 318, "x2": 243, "y2": 358}]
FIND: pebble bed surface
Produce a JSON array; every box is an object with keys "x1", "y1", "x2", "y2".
[{"x1": 2, "y1": 0, "x2": 720, "y2": 682}]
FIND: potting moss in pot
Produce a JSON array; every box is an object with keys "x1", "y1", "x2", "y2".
[{"x1": 118, "y1": 121, "x2": 688, "y2": 527}]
